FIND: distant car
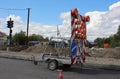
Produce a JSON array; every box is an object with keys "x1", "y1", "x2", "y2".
[{"x1": 28, "y1": 41, "x2": 40, "y2": 46}]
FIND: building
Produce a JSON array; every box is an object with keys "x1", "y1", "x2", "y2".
[
  {"x1": 41, "y1": 38, "x2": 49, "y2": 46},
  {"x1": 0, "y1": 32, "x2": 8, "y2": 45}
]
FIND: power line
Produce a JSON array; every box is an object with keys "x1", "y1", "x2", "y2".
[
  {"x1": 0, "y1": 8, "x2": 27, "y2": 11},
  {"x1": 0, "y1": 8, "x2": 28, "y2": 17}
]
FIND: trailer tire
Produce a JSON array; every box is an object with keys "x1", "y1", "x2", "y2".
[{"x1": 48, "y1": 60, "x2": 58, "y2": 71}]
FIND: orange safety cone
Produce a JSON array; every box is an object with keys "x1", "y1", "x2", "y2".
[{"x1": 58, "y1": 70, "x2": 63, "y2": 79}]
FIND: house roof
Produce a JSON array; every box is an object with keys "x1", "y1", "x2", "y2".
[
  {"x1": 40, "y1": 38, "x2": 49, "y2": 42},
  {"x1": 0, "y1": 32, "x2": 7, "y2": 37}
]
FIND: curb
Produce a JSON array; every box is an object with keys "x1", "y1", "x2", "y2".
[
  {"x1": 0, "y1": 53, "x2": 34, "y2": 61},
  {"x1": 0, "y1": 53, "x2": 120, "y2": 71}
]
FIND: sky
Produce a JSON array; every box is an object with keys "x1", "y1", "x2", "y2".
[{"x1": 0, "y1": 0, "x2": 120, "y2": 41}]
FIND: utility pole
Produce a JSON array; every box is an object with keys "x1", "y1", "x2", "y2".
[{"x1": 26, "y1": 8, "x2": 30, "y2": 46}]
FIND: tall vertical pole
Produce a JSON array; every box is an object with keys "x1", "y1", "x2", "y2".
[
  {"x1": 56, "y1": 25, "x2": 59, "y2": 48},
  {"x1": 7, "y1": 18, "x2": 13, "y2": 51},
  {"x1": 9, "y1": 18, "x2": 12, "y2": 46},
  {"x1": 26, "y1": 8, "x2": 30, "y2": 45}
]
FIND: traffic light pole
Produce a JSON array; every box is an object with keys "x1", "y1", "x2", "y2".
[
  {"x1": 9, "y1": 18, "x2": 12, "y2": 46},
  {"x1": 7, "y1": 18, "x2": 13, "y2": 51},
  {"x1": 9, "y1": 27, "x2": 12, "y2": 45}
]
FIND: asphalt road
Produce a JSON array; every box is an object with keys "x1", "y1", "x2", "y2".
[{"x1": 0, "y1": 58, "x2": 120, "y2": 79}]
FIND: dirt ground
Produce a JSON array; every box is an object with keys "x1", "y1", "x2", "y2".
[
  {"x1": 0, "y1": 45, "x2": 120, "y2": 66},
  {"x1": 88, "y1": 47, "x2": 120, "y2": 59},
  {"x1": 21, "y1": 46, "x2": 120, "y2": 65},
  {"x1": 22, "y1": 45, "x2": 120, "y2": 59},
  {"x1": 22, "y1": 45, "x2": 70, "y2": 56}
]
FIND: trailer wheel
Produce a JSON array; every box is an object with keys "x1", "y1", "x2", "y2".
[{"x1": 48, "y1": 60, "x2": 58, "y2": 71}]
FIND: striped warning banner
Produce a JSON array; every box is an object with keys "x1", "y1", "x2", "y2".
[{"x1": 71, "y1": 8, "x2": 90, "y2": 64}]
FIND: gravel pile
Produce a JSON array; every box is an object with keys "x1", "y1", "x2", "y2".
[{"x1": 89, "y1": 47, "x2": 120, "y2": 59}]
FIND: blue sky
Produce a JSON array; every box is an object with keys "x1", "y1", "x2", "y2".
[
  {"x1": 0, "y1": 0, "x2": 120, "y2": 41},
  {"x1": 0, "y1": 0, "x2": 119, "y2": 24}
]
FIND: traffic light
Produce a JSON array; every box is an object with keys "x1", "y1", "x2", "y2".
[
  {"x1": 10, "y1": 21, "x2": 14, "y2": 28},
  {"x1": 7, "y1": 20, "x2": 14, "y2": 28},
  {"x1": 7, "y1": 21, "x2": 10, "y2": 28}
]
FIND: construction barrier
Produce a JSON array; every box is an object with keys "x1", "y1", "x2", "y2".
[
  {"x1": 71, "y1": 8, "x2": 90, "y2": 64},
  {"x1": 104, "y1": 43, "x2": 109, "y2": 48}
]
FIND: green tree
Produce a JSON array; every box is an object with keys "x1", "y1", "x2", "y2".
[
  {"x1": 109, "y1": 36, "x2": 116, "y2": 47},
  {"x1": 117, "y1": 25, "x2": 120, "y2": 35},
  {"x1": 28, "y1": 34, "x2": 44, "y2": 41},
  {"x1": 13, "y1": 31, "x2": 26, "y2": 45},
  {"x1": 94, "y1": 38, "x2": 105, "y2": 47},
  {"x1": 94, "y1": 25, "x2": 120, "y2": 47},
  {"x1": 111, "y1": 25, "x2": 120, "y2": 47},
  {"x1": 114, "y1": 34, "x2": 120, "y2": 46}
]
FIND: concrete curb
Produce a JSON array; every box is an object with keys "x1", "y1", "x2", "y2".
[
  {"x1": 0, "y1": 52, "x2": 120, "y2": 71},
  {"x1": 0, "y1": 53, "x2": 34, "y2": 61}
]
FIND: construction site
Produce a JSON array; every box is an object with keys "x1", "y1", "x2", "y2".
[{"x1": 0, "y1": 1, "x2": 120, "y2": 79}]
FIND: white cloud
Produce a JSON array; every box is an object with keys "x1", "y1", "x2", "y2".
[
  {"x1": 6, "y1": 15, "x2": 23, "y2": 24},
  {"x1": 0, "y1": 13, "x2": 71, "y2": 38},
  {"x1": 109, "y1": 1, "x2": 120, "y2": 10},
  {"x1": 28, "y1": 22, "x2": 57, "y2": 37},
  {"x1": 0, "y1": 15, "x2": 25, "y2": 35},
  {"x1": 59, "y1": 1, "x2": 120, "y2": 41},
  {"x1": 6, "y1": 15, "x2": 25, "y2": 35},
  {"x1": 25, "y1": 12, "x2": 71, "y2": 38},
  {"x1": 0, "y1": 18, "x2": 9, "y2": 34},
  {"x1": 0, "y1": 18, "x2": 4, "y2": 27},
  {"x1": 60, "y1": 12, "x2": 70, "y2": 20},
  {"x1": 85, "y1": 1, "x2": 120, "y2": 41},
  {"x1": 0, "y1": 1, "x2": 120, "y2": 41}
]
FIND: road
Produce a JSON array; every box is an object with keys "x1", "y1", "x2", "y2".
[{"x1": 0, "y1": 58, "x2": 120, "y2": 79}]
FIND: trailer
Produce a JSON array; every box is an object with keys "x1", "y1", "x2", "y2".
[
  {"x1": 41, "y1": 53, "x2": 71, "y2": 70},
  {"x1": 33, "y1": 37, "x2": 72, "y2": 70},
  {"x1": 33, "y1": 8, "x2": 90, "y2": 70}
]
